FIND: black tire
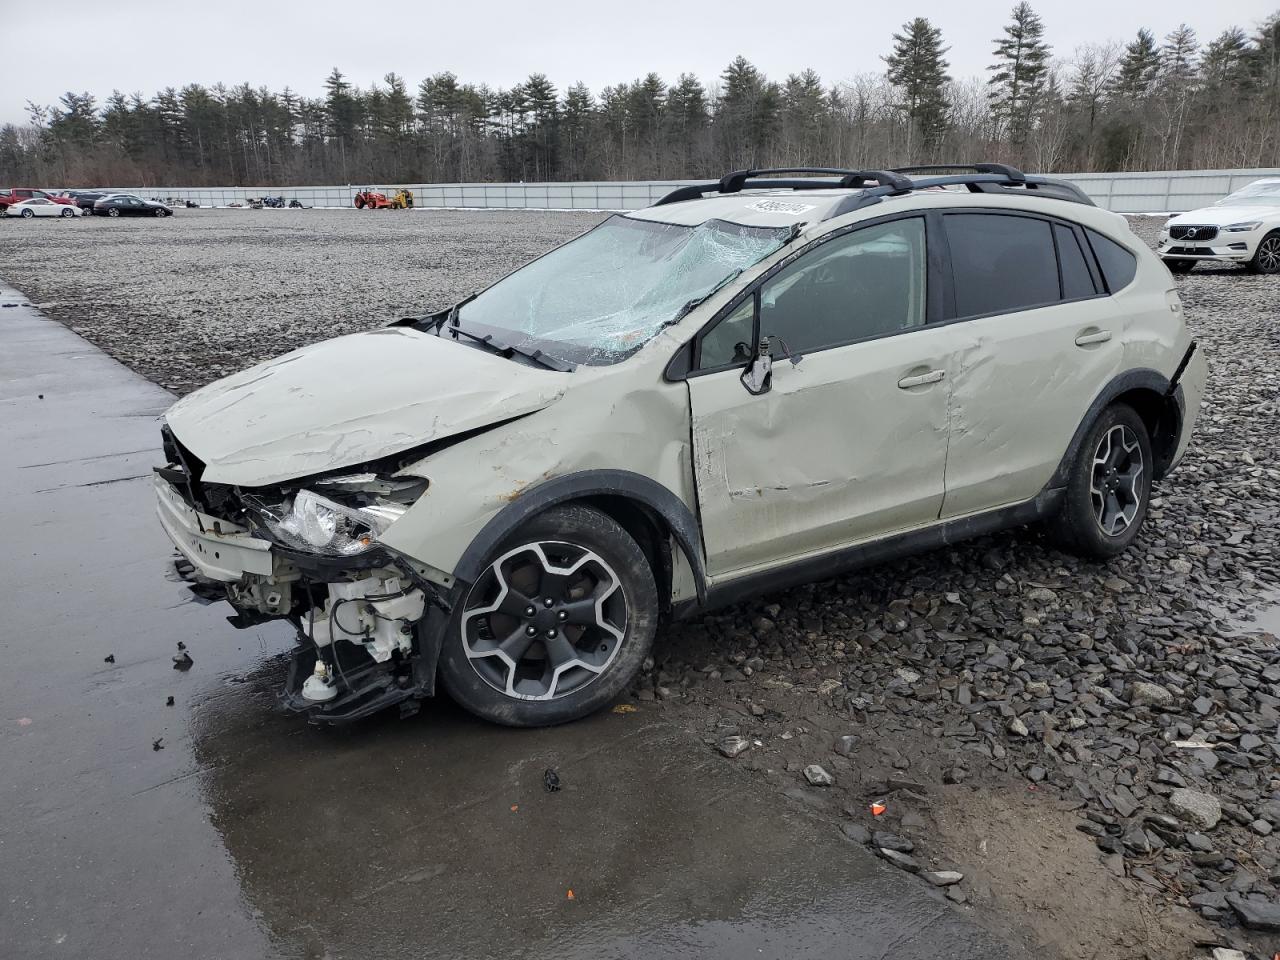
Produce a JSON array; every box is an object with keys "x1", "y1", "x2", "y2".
[
  {"x1": 60, "y1": 207, "x2": 74, "y2": 218},
  {"x1": 20, "y1": 209, "x2": 33, "y2": 218},
  {"x1": 1162, "y1": 258, "x2": 1194, "y2": 274},
  {"x1": 439, "y1": 503, "x2": 658, "y2": 727},
  {"x1": 1047, "y1": 403, "x2": 1153, "y2": 560},
  {"x1": 1247, "y1": 232, "x2": 1280, "y2": 275},
  {"x1": 154, "y1": 207, "x2": 167, "y2": 217},
  {"x1": 107, "y1": 207, "x2": 119, "y2": 217}
]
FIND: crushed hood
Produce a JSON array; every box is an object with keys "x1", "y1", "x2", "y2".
[
  {"x1": 165, "y1": 327, "x2": 569, "y2": 486},
  {"x1": 1167, "y1": 205, "x2": 1280, "y2": 227}
]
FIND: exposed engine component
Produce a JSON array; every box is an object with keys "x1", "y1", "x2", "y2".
[
  {"x1": 301, "y1": 661, "x2": 337, "y2": 702},
  {"x1": 227, "y1": 578, "x2": 295, "y2": 616},
  {"x1": 308, "y1": 573, "x2": 426, "y2": 663}
]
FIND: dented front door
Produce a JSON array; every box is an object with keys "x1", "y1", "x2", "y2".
[{"x1": 687, "y1": 332, "x2": 951, "y2": 579}]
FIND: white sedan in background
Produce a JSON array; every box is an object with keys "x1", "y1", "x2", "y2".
[
  {"x1": 3, "y1": 197, "x2": 83, "y2": 219},
  {"x1": 1157, "y1": 178, "x2": 1280, "y2": 274}
]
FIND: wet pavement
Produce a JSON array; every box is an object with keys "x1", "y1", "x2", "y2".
[{"x1": 0, "y1": 288, "x2": 1023, "y2": 960}]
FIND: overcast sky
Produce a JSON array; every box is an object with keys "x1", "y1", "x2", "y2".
[{"x1": 5, "y1": 0, "x2": 1277, "y2": 124}]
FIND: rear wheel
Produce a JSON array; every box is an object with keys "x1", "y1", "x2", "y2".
[
  {"x1": 1248, "y1": 232, "x2": 1280, "y2": 274},
  {"x1": 21, "y1": 208, "x2": 33, "y2": 218},
  {"x1": 1162, "y1": 258, "x2": 1194, "y2": 273},
  {"x1": 439, "y1": 504, "x2": 658, "y2": 727},
  {"x1": 1047, "y1": 403, "x2": 1152, "y2": 560},
  {"x1": 107, "y1": 207, "x2": 119, "y2": 217}
]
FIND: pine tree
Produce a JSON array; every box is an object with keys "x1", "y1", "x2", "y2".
[
  {"x1": 1111, "y1": 29, "x2": 1161, "y2": 100},
  {"x1": 883, "y1": 17, "x2": 951, "y2": 153},
  {"x1": 1201, "y1": 27, "x2": 1252, "y2": 88},
  {"x1": 560, "y1": 82, "x2": 594, "y2": 179},
  {"x1": 323, "y1": 68, "x2": 359, "y2": 147},
  {"x1": 717, "y1": 56, "x2": 779, "y2": 168},
  {"x1": 1161, "y1": 25, "x2": 1199, "y2": 83},
  {"x1": 988, "y1": 2, "x2": 1051, "y2": 145}
]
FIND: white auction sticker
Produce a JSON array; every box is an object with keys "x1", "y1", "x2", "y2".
[{"x1": 746, "y1": 199, "x2": 816, "y2": 215}]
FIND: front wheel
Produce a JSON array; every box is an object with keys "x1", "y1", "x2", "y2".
[
  {"x1": 61, "y1": 207, "x2": 74, "y2": 218},
  {"x1": 1162, "y1": 258, "x2": 1194, "y2": 274},
  {"x1": 1248, "y1": 232, "x2": 1280, "y2": 274},
  {"x1": 1047, "y1": 403, "x2": 1153, "y2": 559},
  {"x1": 439, "y1": 504, "x2": 658, "y2": 727},
  {"x1": 154, "y1": 207, "x2": 167, "y2": 217}
]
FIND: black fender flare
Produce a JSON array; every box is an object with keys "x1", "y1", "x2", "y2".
[
  {"x1": 1049, "y1": 367, "x2": 1184, "y2": 487},
  {"x1": 452, "y1": 469, "x2": 708, "y2": 603}
]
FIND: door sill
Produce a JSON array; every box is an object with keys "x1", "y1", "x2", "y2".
[{"x1": 674, "y1": 486, "x2": 1064, "y2": 619}]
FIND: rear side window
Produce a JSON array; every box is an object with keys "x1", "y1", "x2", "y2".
[
  {"x1": 1055, "y1": 224, "x2": 1097, "y2": 299},
  {"x1": 944, "y1": 214, "x2": 1059, "y2": 317},
  {"x1": 1085, "y1": 229, "x2": 1138, "y2": 292}
]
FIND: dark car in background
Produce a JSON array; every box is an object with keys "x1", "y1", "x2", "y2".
[
  {"x1": 92, "y1": 195, "x2": 173, "y2": 217},
  {"x1": 67, "y1": 191, "x2": 110, "y2": 212}
]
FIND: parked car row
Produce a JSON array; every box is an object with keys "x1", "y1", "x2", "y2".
[{"x1": 2, "y1": 189, "x2": 174, "y2": 219}]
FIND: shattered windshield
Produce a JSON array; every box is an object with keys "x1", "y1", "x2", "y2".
[
  {"x1": 454, "y1": 215, "x2": 791, "y2": 365},
  {"x1": 1217, "y1": 182, "x2": 1280, "y2": 207}
]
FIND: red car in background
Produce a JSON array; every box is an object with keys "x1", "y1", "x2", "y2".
[{"x1": 0, "y1": 188, "x2": 76, "y2": 213}]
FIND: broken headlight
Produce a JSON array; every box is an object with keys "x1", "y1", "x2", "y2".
[{"x1": 246, "y1": 476, "x2": 424, "y2": 556}]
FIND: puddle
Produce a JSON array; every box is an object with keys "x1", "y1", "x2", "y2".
[{"x1": 1227, "y1": 591, "x2": 1280, "y2": 637}]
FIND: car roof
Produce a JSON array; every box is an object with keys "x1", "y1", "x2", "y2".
[
  {"x1": 628, "y1": 166, "x2": 1101, "y2": 231},
  {"x1": 629, "y1": 183, "x2": 1122, "y2": 235},
  {"x1": 629, "y1": 189, "x2": 861, "y2": 229}
]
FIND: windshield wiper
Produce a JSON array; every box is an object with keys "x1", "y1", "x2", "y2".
[{"x1": 436, "y1": 314, "x2": 575, "y2": 372}]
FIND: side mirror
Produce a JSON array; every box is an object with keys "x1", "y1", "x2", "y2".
[{"x1": 740, "y1": 338, "x2": 773, "y2": 396}]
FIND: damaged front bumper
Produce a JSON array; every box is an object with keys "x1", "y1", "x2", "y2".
[{"x1": 154, "y1": 472, "x2": 452, "y2": 724}]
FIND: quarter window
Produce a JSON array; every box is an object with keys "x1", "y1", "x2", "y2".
[
  {"x1": 1085, "y1": 228, "x2": 1138, "y2": 292},
  {"x1": 944, "y1": 214, "x2": 1060, "y2": 317},
  {"x1": 698, "y1": 296, "x2": 755, "y2": 369}
]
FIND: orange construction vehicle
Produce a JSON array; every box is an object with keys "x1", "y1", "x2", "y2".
[{"x1": 354, "y1": 188, "x2": 414, "y2": 210}]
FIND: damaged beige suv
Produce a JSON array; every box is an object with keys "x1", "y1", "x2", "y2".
[{"x1": 155, "y1": 164, "x2": 1206, "y2": 726}]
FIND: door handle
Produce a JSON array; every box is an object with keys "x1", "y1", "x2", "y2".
[
  {"x1": 897, "y1": 369, "x2": 946, "y2": 389},
  {"x1": 1075, "y1": 329, "x2": 1112, "y2": 346}
]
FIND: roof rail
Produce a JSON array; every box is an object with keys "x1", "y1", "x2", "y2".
[
  {"x1": 653, "y1": 168, "x2": 912, "y2": 206},
  {"x1": 652, "y1": 163, "x2": 1095, "y2": 213},
  {"x1": 907, "y1": 173, "x2": 1094, "y2": 207},
  {"x1": 822, "y1": 171, "x2": 1095, "y2": 219},
  {"x1": 891, "y1": 163, "x2": 1026, "y2": 182}
]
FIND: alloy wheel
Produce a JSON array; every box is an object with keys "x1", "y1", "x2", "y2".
[
  {"x1": 461, "y1": 541, "x2": 627, "y2": 701},
  {"x1": 1257, "y1": 236, "x2": 1280, "y2": 273},
  {"x1": 1090, "y1": 424, "x2": 1144, "y2": 536}
]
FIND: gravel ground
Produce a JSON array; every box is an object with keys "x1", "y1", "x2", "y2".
[
  {"x1": 2, "y1": 207, "x2": 1279, "y2": 960},
  {"x1": 0, "y1": 208, "x2": 604, "y2": 394}
]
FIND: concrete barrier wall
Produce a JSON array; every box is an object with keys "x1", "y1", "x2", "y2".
[{"x1": 108, "y1": 168, "x2": 1280, "y2": 215}]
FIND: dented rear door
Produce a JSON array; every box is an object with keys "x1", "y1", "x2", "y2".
[
  {"x1": 688, "y1": 332, "x2": 951, "y2": 579},
  {"x1": 937, "y1": 212, "x2": 1127, "y2": 518}
]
